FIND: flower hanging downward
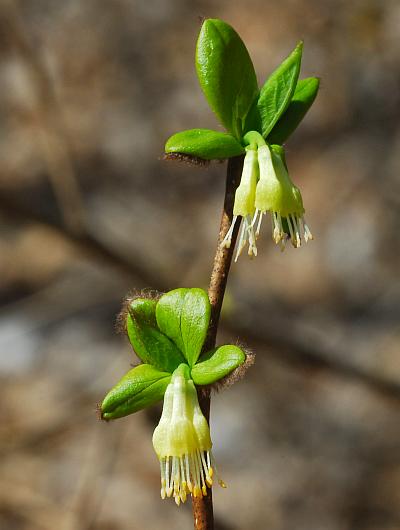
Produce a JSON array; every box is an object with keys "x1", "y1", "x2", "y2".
[
  {"x1": 152, "y1": 364, "x2": 224, "y2": 505},
  {"x1": 221, "y1": 147, "x2": 259, "y2": 261},
  {"x1": 221, "y1": 134, "x2": 313, "y2": 258},
  {"x1": 165, "y1": 21, "x2": 319, "y2": 259},
  {"x1": 254, "y1": 144, "x2": 313, "y2": 252}
]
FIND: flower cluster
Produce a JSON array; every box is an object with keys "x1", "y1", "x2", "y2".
[
  {"x1": 152, "y1": 365, "x2": 224, "y2": 505},
  {"x1": 222, "y1": 142, "x2": 313, "y2": 260},
  {"x1": 101, "y1": 289, "x2": 246, "y2": 507}
]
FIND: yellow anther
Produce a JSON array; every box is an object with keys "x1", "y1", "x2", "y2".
[{"x1": 153, "y1": 369, "x2": 225, "y2": 506}]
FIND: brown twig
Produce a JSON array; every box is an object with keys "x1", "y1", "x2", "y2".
[
  {"x1": 2, "y1": 188, "x2": 400, "y2": 403},
  {"x1": 191, "y1": 156, "x2": 244, "y2": 530},
  {"x1": 1, "y1": 0, "x2": 85, "y2": 234},
  {"x1": 0, "y1": 190, "x2": 162, "y2": 289}
]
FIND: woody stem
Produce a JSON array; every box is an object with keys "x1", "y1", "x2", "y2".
[{"x1": 191, "y1": 155, "x2": 244, "y2": 530}]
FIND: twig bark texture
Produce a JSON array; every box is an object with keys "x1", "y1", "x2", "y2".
[{"x1": 191, "y1": 156, "x2": 244, "y2": 530}]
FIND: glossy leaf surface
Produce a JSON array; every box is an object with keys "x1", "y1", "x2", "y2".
[
  {"x1": 196, "y1": 19, "x2": 258, "y2": 139},
  {"x1": 267, "y1": 77, "x2": 320, "y2": 144},
  {"x1": 191, "y1": 344, "x2": 246, "y2": 385},
  {"x1": 165, "y1": 129, "x2": 245, "y2": 160},
  {"x1": 101, "y1": 364, "x2": 171, "y2": 420},
  {"x1": 257, "y1": 42, "x2": 303, "y2": 138},
  {"x1": 127, "y1": 299, "x2": 185, "y2": 373},
  {"x1": 156, "y1": 288, "x2": 211, "y2": 367}
]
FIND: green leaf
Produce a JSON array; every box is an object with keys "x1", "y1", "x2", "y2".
[
  {"x1": 257, "y1": 41, "x2": 303, "y2": 138},
  {"x1": 127, "y1": 299, "x2": 185, "y2": 373},
  {"x1": 101, "y1": 364, "x2": 171, "y2": 420},
  {"x1": 128, "y1": 297, "x2": 157, "y2": 326},
  {"x1": 191, "y1": 345, "x2": 246, "y2": 385},
  {"x1": 165, "y1": 129, "x2": 245, "y2": 160},
  {"x1": 267, "y1": 77, "x2": 320, "y2": 144},
  {"x1": 156, "y1": 288, "x2": 211, "y2": 367},
  {"x1": 196, "y1": 19, "x2": 259, "y2": 139}
]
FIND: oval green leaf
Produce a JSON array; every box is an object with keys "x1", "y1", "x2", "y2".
[
  {"x1": 191, "y1": 345, "x2": 246, "y2": 385},
  {"x1": 129, "y1": 298, "x2": 157, "y2": 326},
  {"x1": 196, "y1": 19, "x2": 259, "y2": 139},
  {"x1": 156, "y1": 288, "x2": 211, "y2": 367},
  {"x1": 256, "y1": 41, "x2": 303, "y2": 138},
  {"x1": 101, "y1": 364, "x2": 171, "y2": 420},
  {"x1": 267, "y1": 77, "x2": 320, "y2": 145},
  {"x1": 127, "y1": 299, "x2": 185, "y2": 373},
  {"x1": 165, "y1": 129, "x2": 245, "y2": 160}
]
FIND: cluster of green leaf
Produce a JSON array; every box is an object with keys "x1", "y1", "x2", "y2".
[
  {"x1": 165, "y1": 19, "x2": 319, "y2": 160},
  {"x1": 101, "y1": 288, "x2": 246, "y2": 420}
]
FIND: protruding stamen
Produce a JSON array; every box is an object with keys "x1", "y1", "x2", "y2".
[
  {"x1": 166, "y1": 457, "x2": 172, "y2": 497},
  {"x1": 197, "y1": 450, "x2": 207, "y2": 496},
  {"x1": 235, "y1": 218, "x2": 248, "y2": 262},
  {"x1": 180, "y1": 457, "x2": 187, "y2": 501},
  {"x1": 221, "y1": 216, "x2": 238, "y2": 249},
  {"x1": 272, "y1": 212, "x2": 282, "y2": 243},
  {"x1": 154, "y1": 370, "x2": 221, "y2": 506},
  {"x1": 157, "y1": 449, "x2": 223, "y2": 504},
  {"x1": 303, "y1": 217, "x2": 313, "y2": 242},
  {"x1": 173, "y1": 456, "x2": 179, "y2": 496},
  {"x1": 201, "y1": 451, "x2": 212, "y2": 486},
  {"x1": 247, "y1": 219, "x2": 258, "y2": 258},
  {"x1": 256, "y1": 210, "x2": 264, "y2": 237},
  {"x1": 192, "y1": 453, "x2": 201, "y2": 498},
  {"x1": 268, "y1": 210, "x2": 313, "y2": 249},
  {"x1": 286, "y1": 215, "x2": 296, "y2": 247},
  {"x1": 185, "y1": 454, "x2": 192, "y2": 492},
  {"x1": 291, "y1": 214, "x2": 301, "y2": 248},
  {"x1": 160, "y1": 459, "x2": 166, "y2": 499}
]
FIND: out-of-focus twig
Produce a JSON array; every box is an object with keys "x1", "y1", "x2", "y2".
[
  {"x1": 1, "y1": 189, "x2": 400, "y2": 403},
  {"x1": 227, "y1": 318, "x2": 400, "y2": 402},
  {"x1": 0, "y1": 0, "x2": 85, "y2": 234},
  {"x1": 0, "y1": 190, "x2": 163, "y2": 289},
  {"x1": 0, "y1": 479, "x2": 72, "y2": 530}
]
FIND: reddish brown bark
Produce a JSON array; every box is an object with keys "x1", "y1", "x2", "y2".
[{"x1": 191, "y1": 155, "x2": 244, "y2": 530}]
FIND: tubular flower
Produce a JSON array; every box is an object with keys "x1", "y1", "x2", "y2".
[
  {"x1": 254, "y1": 145, "x2": 313, "y2": 251},
  {"x1": 221, "y1": 147, "x2": 259, "y2": 261},
  {"x1": 152, "y1": 365, "x2": 223, "y2": 505},
  {"x1": 221, "y1": 141, "x2": 313, "y2": 258}
]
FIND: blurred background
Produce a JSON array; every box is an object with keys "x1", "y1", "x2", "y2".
[{"x1": 1, "y1": 0, "x2": 399, "y2": 529}]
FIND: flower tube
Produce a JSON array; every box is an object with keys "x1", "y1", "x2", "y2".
[{"x1": 254, "y1": 145, "x2": 313, "y2": 251}]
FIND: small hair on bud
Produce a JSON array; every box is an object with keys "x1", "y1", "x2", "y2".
[
  {"x1": 215, "y1": 348, "x2": 255, "y2": 391},
  {"x1": 116, "y1": 289, "x2": 163, "y2": 334},
  {"x1": 127, "y1": 287, "x2": 163, "y2": 302},
  {"x1": 208, "y1": 347, "x2": 255, "y2": 392},
  {"x1": 163, "y1": 152, "x2": 210, "y2": 167}
]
